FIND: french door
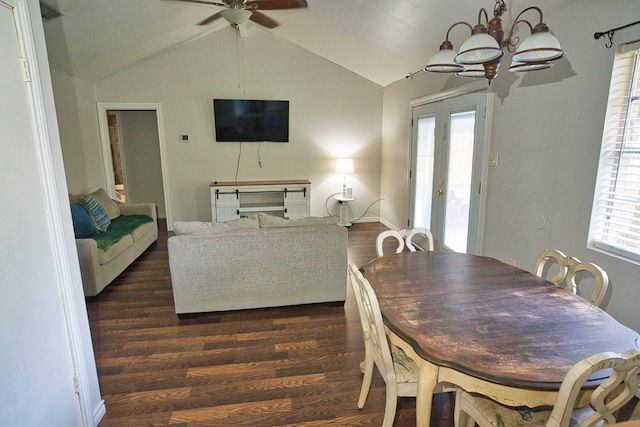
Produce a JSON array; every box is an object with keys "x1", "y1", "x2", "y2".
[{"x1": 410, "y1": 91, "x2": 488, "y2": 253}]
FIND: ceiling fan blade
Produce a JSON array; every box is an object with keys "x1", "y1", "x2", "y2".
[
  {"x1": 245, "y1": 0, "x2": 307, "y2": 10},
  {"x1": 176, "y1": 0, "x2": 228, "y2": 7},
  {"x1": 249, "y1": 10, "x2": 279, "y2": 28},
  {"x1": 198, "y1": 11, "x2": 224, "y2": 25}
]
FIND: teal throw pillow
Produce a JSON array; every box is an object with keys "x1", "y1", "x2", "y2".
[
  {"x1": 82, "y1": 195, "x2": 111, "y2": 232},
  {"x1": 70, "y1": 203, "x2": 97, "y2": 238}
]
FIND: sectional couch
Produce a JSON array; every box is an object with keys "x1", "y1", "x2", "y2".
[{"x1": 168, "y1": 214, "x2": 348, "y2": 314}]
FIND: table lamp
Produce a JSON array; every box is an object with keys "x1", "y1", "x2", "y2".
[{"x1": 335, "y1": 158, "x2": 354, "y2": 198}]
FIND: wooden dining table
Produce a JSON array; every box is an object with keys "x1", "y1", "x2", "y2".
[{"x1": 361, "y1": 251, "x2": 640, "y2": 427}]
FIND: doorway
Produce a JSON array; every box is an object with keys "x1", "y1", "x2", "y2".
[
  {"x1": 97, "y1": 103, "x2": 172, "y2": 227},
  {"x1": 410, "y1": 90, "x2": 489, "y2": 254}
]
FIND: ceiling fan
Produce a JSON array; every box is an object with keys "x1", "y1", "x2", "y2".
[{"x1": 176, "y1": 0, "x2": 308, "y2": 29}]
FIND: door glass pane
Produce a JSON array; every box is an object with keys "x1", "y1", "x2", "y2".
[
  {"x1": 443, "y1": 110, "x2": 475, "y2": 252},
  {"x1": 414, "y1": 116, "x2": 436, "y2": 228}
]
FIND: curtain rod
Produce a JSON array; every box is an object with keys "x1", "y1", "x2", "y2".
[{"x1": 594, "y1": 20, "x2": 640, "y2": 48}]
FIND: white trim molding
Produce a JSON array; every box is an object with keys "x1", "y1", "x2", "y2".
[{"x1": 97, "y1": 102, "x2": 173, "y2": 229}]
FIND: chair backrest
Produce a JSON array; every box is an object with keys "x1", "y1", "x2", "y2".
[
  {"x1": 564, "y1": 259, "x2": 609, "y2": 307},
  {"x1": 376, "y1": 228, "x2": 435, "y2": 257},
  {"x1": 534, "y1": 249, "x2": 570, "y2": 285},
  {"x1": 376, "y1": 230, "x2": 405, "y2": 257},
  {"x1": 533, "y1": 249, "x2": 609, "y2": 307},
  {"x1": 547, "y1": 348, "x2": 640, "y2": 427},
  {"x1": 348, "y1": 263, "x2": 396, "y2": 383}
]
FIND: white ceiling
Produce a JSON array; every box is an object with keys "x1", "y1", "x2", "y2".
[{"x1": 42, "y1": 0, "x2": 574, "y2": 87}]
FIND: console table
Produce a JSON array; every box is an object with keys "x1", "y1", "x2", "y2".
[{"x1": 210, "y1": 180, "x2": 311, "y2": 222}]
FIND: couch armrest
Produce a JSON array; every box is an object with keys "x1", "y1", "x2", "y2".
[
  {"x1": 75, "y1": 237, "x2": 102, "y2": 296},
  {"x1": 119, "y1": 203, "x2": 157, "y2": 222}
]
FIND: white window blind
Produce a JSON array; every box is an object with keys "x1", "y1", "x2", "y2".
[{"x1": 589, "y1": 45, "x2": 640, "y2": 262}]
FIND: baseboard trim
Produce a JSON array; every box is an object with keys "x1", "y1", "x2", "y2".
[
  {"x1": 379, "y1": 217, "x2": 398, "y2": 230},
  {"x1": 93, "y1": 399, "x2": 106, "y2": 426}
]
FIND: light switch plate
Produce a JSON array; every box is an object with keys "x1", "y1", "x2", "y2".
[{"x1": 489, "y1": 152, "x2": 499, "y2": 167}]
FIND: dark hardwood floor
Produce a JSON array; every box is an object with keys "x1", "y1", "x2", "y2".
[{"x1": 89, "y1": 221, "x2": 637, "y2": 426}]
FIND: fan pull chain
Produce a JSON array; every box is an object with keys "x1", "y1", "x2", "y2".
[{"x1": 236, "y1": 30, "x2": 246, "y2": 94}]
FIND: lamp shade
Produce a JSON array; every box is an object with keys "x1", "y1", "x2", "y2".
[
  {"x1": 455, "y1": 32, "x2": 503, "y2": 64},
  {"x1": 425, "y1": 46, "x2": 464, "y2": 73},
  {"x1": 512, "y1": 31, "x2": 564, "y2": 63},
  {"x1": 220, "y1": 8, "x2": 253, "y2": 25},
  {"x1": 335, "y1": 158, "x2": 354, "y2": 175}
]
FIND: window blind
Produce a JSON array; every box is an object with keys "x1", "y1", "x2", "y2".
[{"x1": 589, "y1": 46, "x2": 640, "y2": 262}]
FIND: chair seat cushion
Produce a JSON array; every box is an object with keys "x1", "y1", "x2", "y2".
[
  {"x1": 464, "y1": 393, "x2": 598, "y2": 427},
  {"x1": 390, "y1": 344, "x2": 418, "y2": 383}
]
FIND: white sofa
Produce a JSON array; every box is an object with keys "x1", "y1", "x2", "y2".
[
  {"x1": 168, "y1": 214, "x2": 348, "y2": 314},
  {"x1": 70, "y1": 188, "x2": 158, "y2": 296}
]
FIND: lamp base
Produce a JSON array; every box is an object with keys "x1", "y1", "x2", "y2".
[{"x1": 334, "y1": 195, "x2": 354, "y2": 227}]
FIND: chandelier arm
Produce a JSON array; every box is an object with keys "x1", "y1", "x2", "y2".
[
  {"x1": 477, "y1": 8, "x2": 490, "y2": 26},
  {"x1": 505, "y1": 19, "x2": 534, "y2": 52},
  {"x1": 445, "y1": 21, "x2": 474, "y2": 41},
  {"x1": 503, "y1": 7, "x2": 542, "y2": 52}
]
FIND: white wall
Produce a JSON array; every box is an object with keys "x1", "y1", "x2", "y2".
[
  {"x1": 1, "y1": 0, "x2": 102, "y2": 425},
  {"x1": 55, "y1": 26, "x2": 384, "y2": 224},
  {"x1": 51, "y1": 70, "x2": 104, "y2": 194},
  {"x1": 381, "y1": 0, "x2": 640, "y2": 331},
  {"x1": 118, "y1": 110, "x2": 166, "y2": 217}
]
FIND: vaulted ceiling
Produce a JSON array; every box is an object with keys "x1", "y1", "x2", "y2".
[{"x1": 42, "y1": 0, "x2": 574, "y2": 87}]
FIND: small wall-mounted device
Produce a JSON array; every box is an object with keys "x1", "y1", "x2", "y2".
[{"x1": 180, "y1": 134, "x2": 190, "y2": 142}]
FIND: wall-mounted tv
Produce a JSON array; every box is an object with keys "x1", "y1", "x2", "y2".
[{"x1": 213, "y1": 99, "x2": 289, "y2": 142}]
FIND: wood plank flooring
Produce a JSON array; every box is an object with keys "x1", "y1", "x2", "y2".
[{"x1": 89, "y1": 221, "x2": 637, "y2": 426}]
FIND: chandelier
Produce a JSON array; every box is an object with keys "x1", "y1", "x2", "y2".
[{"x1": 424, "y1": 0, "x2": 564, "y2": 83}]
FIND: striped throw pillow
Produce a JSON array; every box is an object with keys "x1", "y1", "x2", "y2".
[{"x1": 82, "y1": 195, "x2": 111, "y2": 232}]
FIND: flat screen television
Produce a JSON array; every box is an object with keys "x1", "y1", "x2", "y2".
[{"x1": 213, "y1": 99, "x2": 289, "y2": 142}]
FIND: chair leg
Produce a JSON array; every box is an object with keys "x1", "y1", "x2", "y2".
[
  {"x1": 358, "y1": 351, "x2": 374, "y2": 409},
  {"x1": 382, "y1": 385, "x2": 398, "y2": 427}
]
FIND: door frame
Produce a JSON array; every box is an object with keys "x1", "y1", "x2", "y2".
[
  {"x1": 97, "y1": 103, "x2": 173, "y2": 228},
  {"x1": 409, "y1": 81, "x2": 493, "y2": 254},
  {"x1": 7, "y1": 0, "x2": 104, "y2": 423}
]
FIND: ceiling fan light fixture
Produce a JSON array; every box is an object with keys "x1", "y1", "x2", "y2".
[{"x1": 220, "y1": 8, "x2": 253, "y2": 25}]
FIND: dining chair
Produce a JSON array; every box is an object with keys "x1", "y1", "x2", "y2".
[
  {"x1": 533, "y1": 249, "x2": 609, "y2": 307},
  {"x1": 455, "y1": 348, "x2": 640, "y2": 427},
  {"x1": 376, "y1": 227, "x2": 435, "y2": 257},
  {"x1": 348, "y1": 263, "x2": 418, "y2": 427}
]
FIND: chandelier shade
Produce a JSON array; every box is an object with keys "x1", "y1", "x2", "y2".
[
  {"x1": 512, "y1": 30, "x2": 564, "y2": 63},
  {"x1": 425, "y1": 44, "x2": 464, "y2": 73},
  {"x1": 508, "y1": 61, "x2": 552, "y2": 73},
  {"x1": 455, "y1": 32, "x2": 503, "y2": 65},
  {"x1": 457, "y1": 64, "x2": 486, "y2": 78}
]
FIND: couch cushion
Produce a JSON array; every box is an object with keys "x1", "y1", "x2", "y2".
[
  {"x1": 173, "y1": 218, "x2": 259, "y2": 235},
  {"x1": 130, "y1": 221, "x2": 156, "y2": 242},
  {"x1": 98, "y1": 235, "x2": 134, "y2": 264},
  {"x1": 257, "y1": 213, "x2": 337, "y2": 228},
  {"x1": 91, "y1": 214, "x2": 154, "y2": 251},
  {"x1": 82, "y1": 195, "x2": 111, "y2": 232},
  {"x1": 89, "y1": 187, "x2": 121, "y2": 220},
  {"x1": 70, "y1": 203, "x2": 97, "y2": 238}
]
